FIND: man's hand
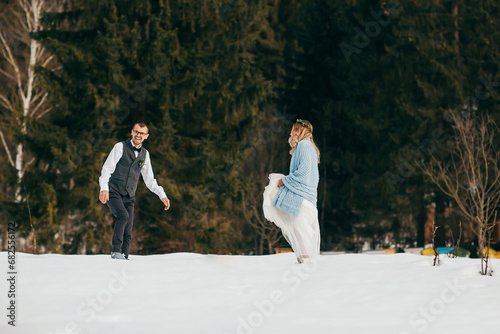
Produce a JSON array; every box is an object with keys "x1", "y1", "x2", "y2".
[
  {"x1": 99, "y1": 190, "x2": 109, "y2": 204},
  {"x1": 162, "y1": 197, "x2": 170, "y2": 210},
  {"x1": 277, "y1": 179, "x2": 284, "y2": 188}
]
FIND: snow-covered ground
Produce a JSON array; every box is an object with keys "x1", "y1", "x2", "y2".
[{"x1": 1, "y1": 252, "x2": 499, "y2": 334}]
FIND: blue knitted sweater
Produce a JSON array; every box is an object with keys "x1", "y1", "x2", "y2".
[{"x1": 273, "y1": 139, "x2": 319, "y2": 217}]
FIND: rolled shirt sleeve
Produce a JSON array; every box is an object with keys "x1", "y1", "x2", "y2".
[
  {"x1": 99, "y1": 142, "x2": 124, "y2": 192},
  {"x1": 141, "y1": 151, "x2": 167, "y2": 199}
]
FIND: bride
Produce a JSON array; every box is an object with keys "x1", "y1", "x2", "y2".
[{"x1": 263, "y1": 119, "x2": 321, "y2": 263}]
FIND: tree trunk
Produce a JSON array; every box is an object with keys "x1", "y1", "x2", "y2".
[
  {"x1": 268, "y1": 240, "x2": 274, "y2": 255},
  {"x1": 478, "y1": 226, "x2": 486, "y2": 274},
  {"x1": 1, "y1": 1, "x2": 51, "y2": 203},
  {"x1": 258, "y1": 234, "x2": 264, "y2": 255},
  {"x1": 14, "y1": 142, "x2": 23, "y2": 203},
  {"x1": 452, "y1": 0, "x2": 459, "y2": 55}
]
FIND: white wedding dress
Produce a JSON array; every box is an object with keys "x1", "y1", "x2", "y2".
[{"x1": 263, "y1": 173, "x2": 320, "y2": 263}]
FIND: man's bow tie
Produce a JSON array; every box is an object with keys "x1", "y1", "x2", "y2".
[{"x1": 133, "y1": 146, "x2": 142, "y2": 152}]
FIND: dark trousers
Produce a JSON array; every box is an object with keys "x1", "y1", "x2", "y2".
[{"x1": 107, "y1": 190, "x2": 135, "y2": 257}]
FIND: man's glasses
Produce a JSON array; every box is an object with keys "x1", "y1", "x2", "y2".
[{"x1": 132, "y1": 129, "x2": 148, "y2": 136}]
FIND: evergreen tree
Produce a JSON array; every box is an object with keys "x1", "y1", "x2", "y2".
[
  {"x1": 278, "y1": 0, "x2": 500, "y2": 250},
  {"x1": 3, "y1": 0, "x2": 499, "y2": 254},
  {"x1": 31, "y1": 0, "x2": 274, "y2": 254}
]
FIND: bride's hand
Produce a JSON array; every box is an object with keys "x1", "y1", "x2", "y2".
[{"x1": 277, "y1": 179, "x2": 284, "y2": 187}]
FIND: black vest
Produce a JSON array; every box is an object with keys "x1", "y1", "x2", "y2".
[{"x1": 108, "y1": 140, "x2": 147, "y2": 197}]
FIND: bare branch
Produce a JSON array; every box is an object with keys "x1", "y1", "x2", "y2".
[
  {"x1": 35, "y1": 106, "x2": 52, "y2": 119},
  {"x1": 0, "y1": 127, "x2": 15, "y2": 167},
  {"x1": 0, "y1": 92, "x2": 15, "y2": 112},
  {"x1": 13, "y1": 10, "x2": 29, "y2": 32},
  {"x1": 0, "y1": 30, "x2": 23, "y2": 92},
  {"x1": 421, "y1": 111, "x2": 500, "y2": 274},
  {"x1": 42, "y1": 54, "x2": 55, "y2": 67},
  {"x1": 30, "y1": 91, "x2": 48, "y2": 116},
  {"x1": 21, "y1": 156, "x2": 36, "y2": 176},
  {"x1": 0, "y1": 68, "x2": 16, "y2": 81}
]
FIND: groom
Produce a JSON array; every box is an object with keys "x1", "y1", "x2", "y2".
[{"x1": 99, "y1": 122, "x2": 170, "y2": 259}]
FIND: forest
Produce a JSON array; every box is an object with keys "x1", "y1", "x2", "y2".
[{"x1": 1, "y1": 0, "x2": 500, "y2": 257}]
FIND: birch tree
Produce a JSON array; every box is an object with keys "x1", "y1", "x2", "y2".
[{"x1": 0, "y1": 0, "x2": 56, "y2": 203}]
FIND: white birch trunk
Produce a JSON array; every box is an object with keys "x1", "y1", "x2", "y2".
[
  {"x1": 15, "y1": 143, "x2": 24, "y2": 202},
  {"x1": 0, "y1": 0, "x2": 54, "y2": 203}
]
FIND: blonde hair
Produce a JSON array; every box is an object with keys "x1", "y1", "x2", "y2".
[{"x1": 289, "y1": 120, "x2": 320, "y2": 163}]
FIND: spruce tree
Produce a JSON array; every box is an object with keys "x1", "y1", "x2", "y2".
[{"x1": 33, "y1": 0, "x2": 274, "y2": 254}]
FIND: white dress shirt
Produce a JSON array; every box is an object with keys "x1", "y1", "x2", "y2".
[{"x1": 99, "y1": 139, "x2": 167, "y2": 199}]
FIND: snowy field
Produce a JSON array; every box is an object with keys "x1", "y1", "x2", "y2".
[{"x1": 1, "y1": 252, "x2": 500, "y2": 334}]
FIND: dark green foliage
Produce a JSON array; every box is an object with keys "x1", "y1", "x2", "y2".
[
  {"x1": 278, "y1": 0, "x2": 500, "y2": 249},
  {"x1": 17, "y1": 0, "x2": 273, "y2": 254},
  {"x1": 2, "y1": 0, "x2": 500, "y2": 254}
]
